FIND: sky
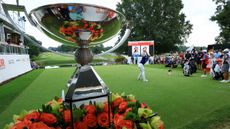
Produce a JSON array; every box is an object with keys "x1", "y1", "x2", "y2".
[{"x1": 5, "y1": 0, "x2": 220, "y2": 48}]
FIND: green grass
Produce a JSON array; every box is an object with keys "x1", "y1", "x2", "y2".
[
  {"x1": 0, "y1": 65, "x2": 229, "y2": 129},
  {"x1": 34, "y1": 52, "x2": 75, "y2": 66},
  {"x1": 0, "y1": 70, "x2": 43, "y2": 114},
  {"x1": 0, "y1": 68, "x2": 74, "y2": 127},
  {"x1": 34, "y1": 52, "x2": 116, "y2": 67}
]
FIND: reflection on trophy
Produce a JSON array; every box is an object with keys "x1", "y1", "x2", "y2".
[{"x1": 2, "y1": 2, "x2": 130, "y2": 128}]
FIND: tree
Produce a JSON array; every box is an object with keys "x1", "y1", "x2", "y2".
[
  {"x1": 116, "y1": 0, "x2": 192, "y2": 54},
  {"x1": 24, "y1": 35, "x2": 43, "y2": 59},
  {"x1": 57, "y1": 45, "x2": 77, "y2": 52},
  {"x1": 211, "y1": 0, "x2": 230, "y2": 44}
]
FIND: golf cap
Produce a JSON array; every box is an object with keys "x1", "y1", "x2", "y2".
[{"x1": 223, "y1": 48, "x2": 229, "y2": 53}]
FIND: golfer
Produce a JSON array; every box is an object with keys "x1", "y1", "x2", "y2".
[{"x1": 137, "y1": 47, "x2": 149, "y2": 82}]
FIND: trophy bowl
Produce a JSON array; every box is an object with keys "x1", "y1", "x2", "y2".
[
  {"x1": 28, "y1": 3, "x2": 126, "y2": 65},
  {"x1": 29, "y1": 3, "x2": 125, "y2": 46}
]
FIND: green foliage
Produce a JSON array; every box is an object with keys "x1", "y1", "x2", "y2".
[
  {"x1": 116, "y1": 0, "x2": 192, "y2": 53},
  {"x1": 57, "y1": 45, "x2": 77, "y2": 52},
  {"x1": 115, "y1": 55, "x2": 126, "y2": 63},
  {"x1": 24, "y1": 36, "x2": 41, "y2": 59},
  {"x1": 211, "y1": 0, "x2": 230, "y2": 44}
]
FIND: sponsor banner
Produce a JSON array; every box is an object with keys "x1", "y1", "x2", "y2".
[
  {"x1": 0, "y1": 55, "x2": 32, "y2": 83},
  {"x1": 128, "y1": 41, "x2": 154, "y2": 46}
]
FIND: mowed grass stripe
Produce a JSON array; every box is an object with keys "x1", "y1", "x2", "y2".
[
  {"x1": 0, "y1": 68, "x2": 74, "y2": 127},
  {"x1": 0, "y1": 70, "x2": 43, "y2": 114}
]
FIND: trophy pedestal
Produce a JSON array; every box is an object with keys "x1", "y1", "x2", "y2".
[{"x1": 65, "y1": 65, "x2": 109, "y2": 102}]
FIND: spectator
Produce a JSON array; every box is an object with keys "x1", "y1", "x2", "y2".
[
  {"x1": 213, "y1": 58, "x2": 224, "y2": 80},
  {"x1": 132, "y1": 47, "x2": 139, "y2": 64},
  {"x1": 197, "y1": 48, "x2": 203, "y2": 70},
  {"x1": 185, "y1": 51, "x2": 191, "y2": 60},
  {"x1": 220, "y1": 48, "x2": 229, "y2": 83},
  {"x1": 201, "y1": 50, "x2": 209, "y2": 77}
]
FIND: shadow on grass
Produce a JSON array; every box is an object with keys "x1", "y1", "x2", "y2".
[{"x1": 0, "y1": 70, "x2": 43, "y2": 114}]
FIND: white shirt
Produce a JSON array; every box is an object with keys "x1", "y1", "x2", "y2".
[{"x1": 214, "y1": 64, "x2": 221, "y2": 73}]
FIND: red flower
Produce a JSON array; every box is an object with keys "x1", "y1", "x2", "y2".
[
  {"x1": 74, "y1": 121, "x2": 88, "y2": 129},
  {"x1": 119, "y1": 120, "x2": 134, "y2": 129},
  {"x1": 57, "y1": 98, "x2": 62, "y2": 103},
  {"x1": 83, "y1": 114, "x2": 97, "y2": 128},
  {"x1": 118, "y1": 101, "x2": 128, "y2": 113},
  {"x1": 97, "y1": 112, "x2": 109, "y2": 127},
  {"x1": 84, "y1": 23, "x2": 88, "y2": 28},
  {"x1": 66, "y1": 126, "x2": 71, "y2": 129},
  {"x1": 84, "y1": 105, "x2": 96, "y2": 114},
  {"x1": 40, "y1": 113, "x2": 57, "y2": 125},
  {"x1": 141, "y1": 103, "x2": 147, "y2": 108},
  {"x1": 29, "y1": 122, "x2": 51, "y2": 129},
  {"x1": 10, "y1": 119, "x2": 31, "y2": 129},
  {"x1": 63, "y1": 110, "x2": 71, "y2": 123},
  {"x1": 112, "y1": 97, "x2": 124, "y2": 107},
  {"x1": 103, "y1": 103, "x2": 112, "y2": 113},
  {"x1": 159, "y1": 123, "x2": 164, "y2": 129},
  {"x1": 114, "y1": 113, "x2": 124, "y2": 126},
  {"x1": 24, "y1": 111, "x2": 40, "y2": 122},
  {"x1": 126, "y1": 108, "x2": 132, "y2": 113}
]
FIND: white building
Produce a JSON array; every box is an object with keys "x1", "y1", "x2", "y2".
[{"x1": 0, "y1": 0, "x2": 31, "y2": 84}]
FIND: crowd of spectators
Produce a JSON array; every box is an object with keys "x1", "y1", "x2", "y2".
[{"x1": 153, "y1": 47, "x2": 230, "y2": 83}]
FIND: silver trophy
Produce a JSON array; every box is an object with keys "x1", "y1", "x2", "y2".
[{"x1": 2, "y1": 2, "x2": 130, "y2": 128}]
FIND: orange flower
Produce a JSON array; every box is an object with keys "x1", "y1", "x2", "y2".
[
  {"x1": 84, "y1": 105, "x2": 96, "y2": 114},
  {"x1": 10, "y1": 119, "x2": 31, "y2": 129},
  {"x1": 118, "y1": 120, "x2": 134, "y2": 129},
  {"x1": 141, "y1": 103, "x2": 148, "y2": 108},
  {"x1": 97, "y1": 112, "x2": 109, "y2": 128},
  {"x1": 103, "y1": 103, "x2": 111, "y2": 113},
  {"x1": 112, "y1": 97, "x2": 124, "y2": 107},
  {"x1": 57, "y1": 98, "x2": 62, "y2": 103},
  {"x1": 63, "y1": 110, "x2": 71, "y2": 123},
  {"x1": 40, "y1": 113, "x2": 57, "y2": 125},
  {"x1": 159, "y1": 123, "x2": 164, "y2": 129},
  {"x1": 29, "y1": 122, "x2": 51, "y2": 129},
  {"x1": 24, "y1": 111, "x2": 40, "y2": 122},
  {"x1": 83, "y1": 114, "x2": 97, "y2": 128},
  {"x1": 124, "y1": 108, "x2": 132, "y2": 116},
  {"x1": 74, "y1": 121, "x2": 88, "y2": 129},
  {"x1": 113, "y1": 113, "x2": 124, "y2": 126},
  {"x1": 118, "y1": 101, "x2": 128, "y2": 113}
]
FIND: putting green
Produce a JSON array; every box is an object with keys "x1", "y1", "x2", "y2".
[{"x1": 0, "y1": 65, "x2": 229, "y2": 129}]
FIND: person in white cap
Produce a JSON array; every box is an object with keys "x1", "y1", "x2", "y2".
[{"x1": 220, "y1": 48, "x2": 229, "y2": 83}]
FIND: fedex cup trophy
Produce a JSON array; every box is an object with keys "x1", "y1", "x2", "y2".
[{"x1": 3, "y1": 2, "x2": 130, "y2": 128}]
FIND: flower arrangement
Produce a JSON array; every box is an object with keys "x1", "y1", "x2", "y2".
[
  {"x1": 59, "y1": 20, "x2": 104, "y2": 43},
  {"x1": 4, "y1": 93, "x2": 164, "y2": 129}
]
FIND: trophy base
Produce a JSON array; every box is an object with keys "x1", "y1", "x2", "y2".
[{"x1": 65, "y1": 65, "x2": 109, "y2": 102}]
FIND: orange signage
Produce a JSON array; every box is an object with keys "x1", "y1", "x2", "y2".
[{"x1": 128, "y1": 41, "x2": 154, "y2": 46}]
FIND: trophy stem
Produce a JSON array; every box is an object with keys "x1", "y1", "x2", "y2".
[{"x1": 75, "y1": 40, "x2": 93, "y2": 66}]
